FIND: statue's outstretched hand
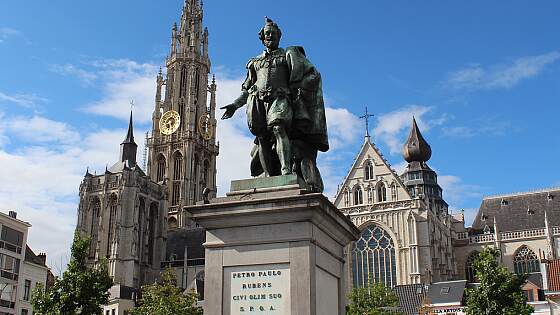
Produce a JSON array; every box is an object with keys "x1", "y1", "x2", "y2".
[{"x1": 220, "y1": 104, "x2": 237, "y2": 120}]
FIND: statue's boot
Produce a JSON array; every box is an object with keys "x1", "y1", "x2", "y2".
[
  {"x1": 258, "y1": 137, "x2": 275, "y2": 176},
  {"x1": 272, "y1": 125, "x2": 292, "y2": 175}
]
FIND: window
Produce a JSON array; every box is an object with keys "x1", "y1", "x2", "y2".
[
  {"x1": 172, "y1": 152, "x2": 183, "y2": 206},
  {"x1": 137, "y1": 198, "x2": 145, "y2": 262},
  {"x1": 107, "y1": 195, "x2": 118, "y2": 256},
  {"x1": 0, "y1": 253, "x2": 20, "y2": 281},
  {"x1": 391, "y1": 184, "x2": 397, "y2": 201},
  {"x1": 377, "y1": 183, "x2": 387, "y2": 202},
  {"x1": 156, "y1": 155, "x2": 166, "y2": 182},
  {"x1": 203, "y1": 160, "x2": 210, "y2": 188},
  {"x1": 147, "y1": 204, "x2": 158, "y2": 265},
  {"x1": 21, "y1": 310, "x2": 28, "y2": 315},
  {"x1": 514, "y1": 246, "x2": 540, "y2": 274},
  {"x1": 465, "y1": 251, "x2": 479, "y2": 283},
  {"x1": 343, "y1": 189, "x2": 349, "y2": 207},
  {"x1": 23, "y1": 280, "x2": 31, "y2": 301},
  {"x1": 89, "y1": 198, "x2": 101, "y2": 258},
  {"x1": 354, "y1": 187, "x2": 363, "y2": 205},
  {"x1": 352, "y1": 224, "x2": 397, "y2": 288},
  {"x1": 364, "y1": 161, "x2": 374, "y2": 180},
  {"x1": 0, "y1": 226, "x2": 23, "y2": 254}
]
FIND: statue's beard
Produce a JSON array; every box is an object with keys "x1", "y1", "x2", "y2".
[{"x1": 264, "y1": 40, "x2": 279, "y2": 50}]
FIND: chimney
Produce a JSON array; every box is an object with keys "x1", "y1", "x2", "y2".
[
  {"x1": 38, "y1": 253, "x2": 47, "y2": 265},
  {"x1": 8, "y1": 211, "x2": 17, "y2": 219}
]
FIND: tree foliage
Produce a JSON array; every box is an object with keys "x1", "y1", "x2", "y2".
[
  {"x1": 347, "y1": 280, "x2": 401, "y2": 315},
  {"x1": 465, "y1": 247, "x2": 533, "y2": 315},
  {"x1": 31, "y1": 232, "x2": 113, "y2": 315},
  {"x1": 130, "y1": 268, "x2": 202, "y2": 315}
]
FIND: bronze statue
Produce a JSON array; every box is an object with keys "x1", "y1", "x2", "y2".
[{"x1": 221, "y1": 17, "x2": 329, "y2": 192}]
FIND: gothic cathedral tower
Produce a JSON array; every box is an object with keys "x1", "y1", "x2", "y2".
[{"x1": 147, "y1": 0, "x2": 218, "y2": 229}]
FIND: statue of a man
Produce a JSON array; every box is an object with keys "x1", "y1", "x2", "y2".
[{"x1": 221, "y1": 17, "x2": 329, "y2": 191}]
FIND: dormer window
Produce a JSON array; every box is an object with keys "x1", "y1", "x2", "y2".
[{"x1": 501, "y1": 199, "x2": 508, "y2": 206}]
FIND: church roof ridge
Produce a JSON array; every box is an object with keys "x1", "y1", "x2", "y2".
[{"x1": 483, "y1": 186, "x2": 560, "y2": 200}]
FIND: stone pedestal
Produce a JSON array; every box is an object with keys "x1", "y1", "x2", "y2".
[{"x1": 186, "y1": 175, "x2": 360, "y2": 315}]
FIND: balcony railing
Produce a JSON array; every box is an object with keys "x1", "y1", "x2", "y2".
[{"x1": 460, "y1": 226, "x2": 559, "y2": 244}]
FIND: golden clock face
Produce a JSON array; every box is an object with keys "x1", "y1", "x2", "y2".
[
  {"x1": 159, "y1": 110, "x2": 180, "y2": 135},
  {"x1": 198, "y1": 113, "x2": 213, "y2": 140}
]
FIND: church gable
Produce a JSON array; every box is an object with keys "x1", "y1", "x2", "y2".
[{"x1": 334, "y1": 139, "x2": 411, "y2": 209}]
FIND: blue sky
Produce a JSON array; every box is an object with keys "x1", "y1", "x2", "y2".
[{"x1": 1, "y1": 0, "x2": 559, "y2": 267}]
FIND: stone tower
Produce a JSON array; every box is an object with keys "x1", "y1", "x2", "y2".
[
  {"x1": 76, "y1": 112, "x2": 167, "y2": 291},
  {"x1": 400, "y1": 117, "x2": 449, "y2": 215},
  {"x1": 147, "y1": 0, "x2": 218, "y2": 230}
]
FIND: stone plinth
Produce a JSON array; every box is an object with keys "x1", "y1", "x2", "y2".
[{"x1": 187, "y1": 175, "x2": 360, "y2": 315}]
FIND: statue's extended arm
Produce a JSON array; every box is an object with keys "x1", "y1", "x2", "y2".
[
  {"x1": 221, "y1": 62, "x2": 254, "y2": 120},
  {"x1": 220, "y1": 90, "x2": 248, "y2": 120}
]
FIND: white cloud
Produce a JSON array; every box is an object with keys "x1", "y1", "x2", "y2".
[
  {"x1": 214, "y1": 74, "x2": 253, "y2": 196},
  {"x1": 373, "y1": 105, "x2": 434, "y2": 155},
  {"x1": 438, "y1": 175, "x2": 483, "y2": 226},
  {"x1": 0, "y1": 27, "x2": 23, "y2": 43},
  {"x1": 325, "y1": 107, "x2": 361, "y2": 151},
  {"x1": 4, "y1": 116, "x2": 80, "y2": 144},
  {"x1": 0, "y1": 91, "x2": 47, "y2": 108},
  {"x1": 49, "y1": 59, "x2": 161, "y2": 123},
  {"x1": 49, "y1": 64, "x2": 98, "y2": 86},
  {"x1": 447, "y1": 51, "x2": 560, "y2": 90},
  {"x1": 0, "y1": 111, "x2": 146, "y2": 269}
]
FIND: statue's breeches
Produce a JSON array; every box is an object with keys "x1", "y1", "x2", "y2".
[{"x1": 246, "y1": 91, "x2": 292, "y2": 136}]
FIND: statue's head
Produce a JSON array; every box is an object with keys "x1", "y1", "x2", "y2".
[{"x1": 259, "y1": 17, "x2": 282, "y2": 50}]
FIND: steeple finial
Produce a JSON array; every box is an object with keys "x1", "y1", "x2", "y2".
[
  {"x1": 403, "y1": 116, "x2": 432, "y2": 163},
  {"x1": 120, "y1": 109, "x2": 138, "y2": 165},
  {"x1": 359, "y1": 106, "x2": 374, "y2": 139},
  {"x1": 124, "y1": 108, "x2": 134, "y2": 143}
]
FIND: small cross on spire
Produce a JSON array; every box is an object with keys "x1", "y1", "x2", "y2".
[
  {"x1": 130, "y1": 99, "x2": 135, "y2": 112},
  {"x1": 359, "y1": 106, "x2": 374, "y2": 138}
]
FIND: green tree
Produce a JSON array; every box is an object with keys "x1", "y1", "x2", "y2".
[
  {"x1": 347, "y1": 280, "x2": 401, "y2": 315},
  {"x1": 465, "y1": 247, "x2": 533, "y2": 315},
  {"x1": 131, "y1": 268, "x2": 202, "y2": 315},
  {"x1": 31, "y1": 232, "x2": 113, "y2": 315}
]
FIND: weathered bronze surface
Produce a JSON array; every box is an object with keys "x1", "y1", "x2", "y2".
[{"x1": 221, "y1": 17, "x2": 329, "y2": 192}]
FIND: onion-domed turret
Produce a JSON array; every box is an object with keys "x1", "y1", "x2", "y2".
[{"x1": 403, "y1": 117, "x2": 432, "y2": 163}]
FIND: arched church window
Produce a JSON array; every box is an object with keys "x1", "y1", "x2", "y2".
[
  {"x1": 465, "y1": 251, "x2": 479, "y2": 283},
  {"x1": 203, "y1": 160, "x2": 210, "y2": 188},
  {"x1": 364, "y1": 161, "x2": 374, "y2": 180},
  {"x1": 172, "y1": 152, "x2": 183, "y2": 206},
  {"x1": 514, "y1": 246, "x2": 540, "y2": 274},
  {"x1": 137, "y1": 198, "x2": 145, "y2": 262},
  {"x1": 89, "y1": 198, "x2": 101, "y2": 258},
  {"x1": 156, "y1": 155, "x2": 166, "y2": 183},
  {"x1": 354, "y1": 187, "x2": 363, "y2": 205},
  {"x1": 367, "y1": 187, "x2": 373, "y2": 204},
  {"x1": 147, "y1": 203, "x2": 158, "y2": 265},
  {"x1": 107, "y1": 195, "x2": 118, "y2": 256},
  {"x1": 179, "y1": 66, "x2": 188, "y2": 98},
  {"x1": 343, "y1": 188, "x2": 349, "y2": 207},
  {"x1": 191, "y1": 155, "x2": 199, "y2": 202},
  {"x1": 377, "y1": 183, "x2": 387, "y2": 202},
  {"x1": 352, "y1": 224, "x2": 397, "y2": 287}
]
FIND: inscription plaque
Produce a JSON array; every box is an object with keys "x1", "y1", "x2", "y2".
[{"x1": 224, "y1": 264, "x2": 290, "y2": 315}]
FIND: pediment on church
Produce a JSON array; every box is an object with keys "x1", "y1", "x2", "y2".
[{"x1": 334, "y1": 139, "x2": 412, "y2": 209}]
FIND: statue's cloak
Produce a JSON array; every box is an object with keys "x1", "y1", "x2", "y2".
[{"x1": 286, "y1": 46, "x2": 329, "y2": 153}]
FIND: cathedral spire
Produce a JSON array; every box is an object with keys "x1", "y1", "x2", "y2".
[
  {"x1": 403, "y1": 117, "x2": 432, "y2": 163},
  {"x1": 120, "y1": 110, "x2": 138, "y2": 165}
]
